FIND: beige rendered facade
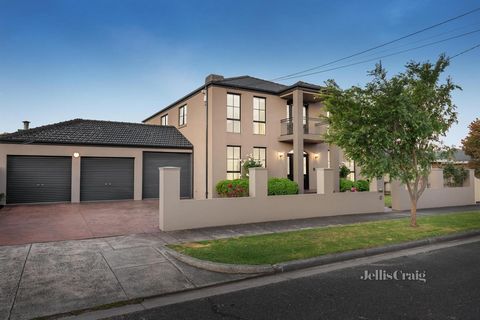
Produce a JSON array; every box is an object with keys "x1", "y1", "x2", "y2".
[{"x1": 144, "y1": 75, "x2": 341, "y2": 199}]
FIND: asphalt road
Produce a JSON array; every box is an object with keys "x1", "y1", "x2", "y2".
[{"x1": 106, "y1": 241, "x2": 480, "y2": 320}]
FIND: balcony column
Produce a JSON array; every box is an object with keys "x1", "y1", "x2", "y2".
[
  {"x1": 292, "y1": 89, "x2": 304, "y2": 193},
  {"x1": 330, "y1": 145, "x2": 340, "y2": 192}
]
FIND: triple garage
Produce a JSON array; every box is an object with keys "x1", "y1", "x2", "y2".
[
  {"x1": 0, "y1": 119, "x2": 193, "y2": 205},
  {"x1": 5, "y1": 152, "x2": 192, "y2": 204}
]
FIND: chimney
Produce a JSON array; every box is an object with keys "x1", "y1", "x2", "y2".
[
  {"x1": 205, "y1": 74, "x2": 224, "y2": 84},
  {"x1": 23, "y1": 121, "x2": 30, "y2": 130}
]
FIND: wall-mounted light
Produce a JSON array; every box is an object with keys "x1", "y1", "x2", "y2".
[
  {"x1": 73, "y1": 152, "x2": 80, "y2": 158},
  {"x1": 314, "y1": 153, "x2": 320, "y2": 160},
  {"x1": 277, "y1": 152, "x2": 285, "y2": 159}
]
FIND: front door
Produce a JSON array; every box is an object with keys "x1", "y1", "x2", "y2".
[{"x1": 287, "y1": 153, "x2": 309, "y2": 190}]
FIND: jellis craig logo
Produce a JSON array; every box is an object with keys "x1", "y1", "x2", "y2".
[{"x1": 360, "y1": 269, "x2": 427, "y2": 283}]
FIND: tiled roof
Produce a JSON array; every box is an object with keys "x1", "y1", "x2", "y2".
[
  {"x1": 143, "y1": 75, "x2": 324, "y2": 122},
  {"x1": 212, "y1": 76, "x2": 323, "y2": 94},
  {"x1": 0, "y1": 119, "x2": 193, "y2": 149},
  {"x1": 213, "y1": 76, "x2": 289, "y2": 93}
]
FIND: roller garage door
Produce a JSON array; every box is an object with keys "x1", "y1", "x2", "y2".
[
  {"x1": 80, "y1": 157, "x2": 134, "y2": 201},
  {"x1": 142, "y1": 152, "x2": 192, "y2": 199},
  {"x1": 7, "y1": 156, "x2": 72, "y2": 204}
]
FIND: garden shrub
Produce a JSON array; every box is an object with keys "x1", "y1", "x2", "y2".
[
  {"x1": 355, "y1": 180, "x2": 370, "y2": 191},
  {"x1": 340, "y1": 178, "x2": 354, "y2": 192},
  {"x1": 216, "y1": 178, "x2": 299, "y2": 197},
  {"x1": 339, "y1": 164, "x2": 350, "y2": 179},
  {"x1": 216, "y1": 179, "x2": 249, "y2": 197},
  {"x1": 241, "y1": 156, "x2": 263, "y2": 178},
  {"x1": 340, "y1": 179, "x2": 370, "y2": 192},
  {"x1": 443, "y1": 163, "x2": 468, "y2": 187},
  {"x1": 268, "y1": 178, "x2": 298, "y2": 195}
]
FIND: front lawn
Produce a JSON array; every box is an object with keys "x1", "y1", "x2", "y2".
[{"x1": 169, "y1": 211, "x2": 480, "y2": 265}]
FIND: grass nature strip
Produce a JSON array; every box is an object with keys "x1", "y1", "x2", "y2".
[{"x1": 169, "y1": 211, "x2": 480, "y2": 265}]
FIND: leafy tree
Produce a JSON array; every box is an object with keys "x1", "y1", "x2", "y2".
[
  {"x1": 442, "y1": 162, "x2": 468, "y2": 187},
  {"x1": 320, "y1": 55, "x2": 459, "y2": 227},
  {"x1": 461, "y1": 118, "x2": 480, "y2": 178}
]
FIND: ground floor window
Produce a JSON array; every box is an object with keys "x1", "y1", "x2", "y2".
[
  {"x1": 226, "y1": 145, "x2": 241, "y2": 180},
  {"x1": 253, "y1": 147, "x2": 266, "y2": 167}
]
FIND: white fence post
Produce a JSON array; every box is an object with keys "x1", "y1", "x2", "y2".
[
  {"x1": 159, "y1": 167, "x2": 180, "y2": 231},
  {"x1": 316, "y1": 168, "x2": 333, "y2": 194},
  {"x1": 249, "y1": 167, "x2": 268, "y2": 197}
]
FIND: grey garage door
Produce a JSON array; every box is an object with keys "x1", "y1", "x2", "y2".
[
  {"x1": 80, "y1": 157, "x2": 134, "y2": 201},
  {"x1": 7, "y1": 155, "x2": 72, "y2": 204},
  {"x1": 143, "y1": 152, "x2": 192, "y2": 199}
]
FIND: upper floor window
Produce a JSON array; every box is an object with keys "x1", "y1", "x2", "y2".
[
  {"x1": 227, "y1": 93, "x2": 241, "y2": 133},
  {"x1": 253, "y1": 97, "x2": 266, "y2": 135},
  {"x1": 253, "y1": 147, "x2": 266, "y2": 167},
  {"x1": 226, "y1": 145, "x2": 241, "y2": 180},
  {"x1": 179, "y1": 105, "x2": 187, "y2": 126},
  {"x1": 160, "y1": 114, "x2": 168, "y2": 126}
]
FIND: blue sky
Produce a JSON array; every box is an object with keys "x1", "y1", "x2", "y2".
[{"x1": 0, "y1": 0, "x2": 479, "y2": 146}]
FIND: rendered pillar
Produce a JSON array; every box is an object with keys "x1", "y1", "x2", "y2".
[
  {"x1": 249, "y1": 167, "x2": 268, "y2": 197},
  {"x1": 71, "y1": 156, "x2": 81, "y2": 203},
  {"x1": 316, "y1": 168, "x2": 333, "y2": 194},
  {"x1": 429, "y1": 168, "x2": 444, "y2": 189},
  {"x1": 159, "y1": 167, "x2": 181, "y2": 230},
  {"x1": 292, "y1": 89, "x2": 304, "y2": 193}
]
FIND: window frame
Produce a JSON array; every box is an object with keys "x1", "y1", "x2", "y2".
[
  {"x1": 226, "y1": 145, "x2": 242, "y2": 180},
  {"x1": 253, "y1": 96, "x2": 266, "y2": 135},
  {"x1": 178, "y1": 105, "x2": 187, "y2": 126},
  {"x1": 226, "y1": 93, "x2": 241, "y2": 133},
  {"x1": 253, "y1": 146, "x2": 267, "y2": 168},
  {"x1": 160, "y1": 114, "x2": 168, "y2": 126}
]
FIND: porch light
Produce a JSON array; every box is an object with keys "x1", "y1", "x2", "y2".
[
  {"x1": 277, "y1": 152, "x2": 284, "y2": 159},
  {"x1": 314, "y1": 153, "x2": 320, "y2": 159},
  {"x1": 73, "y1": 152, "x2": 80, "y2": 158}
]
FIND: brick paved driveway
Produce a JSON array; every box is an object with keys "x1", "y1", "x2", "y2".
[{"x1": 0, "y1": 200, "x2": 159, "y2": 245}]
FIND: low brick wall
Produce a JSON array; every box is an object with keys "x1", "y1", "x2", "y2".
[{"x1": 159, "y1": 167, "x2": 384, "y2": 231}]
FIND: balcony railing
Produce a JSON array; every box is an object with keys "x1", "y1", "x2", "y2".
[{"x1": 280, "y1": 117, "x2": 328, "y2": 136}]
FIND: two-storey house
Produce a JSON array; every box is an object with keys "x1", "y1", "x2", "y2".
[{"x1": 143, "y1": 74, "x2": 342, "y2": 199}]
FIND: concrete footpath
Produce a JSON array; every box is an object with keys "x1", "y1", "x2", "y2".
[{"x1": 0, "y1": 205, "x2": 478, "y2": 320}]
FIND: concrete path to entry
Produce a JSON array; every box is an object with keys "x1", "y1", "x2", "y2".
[{"x1": 0, "y1": 204, "x2": 478, "y2": 320}]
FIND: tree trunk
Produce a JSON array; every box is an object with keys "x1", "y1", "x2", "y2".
[{"x1": 410, "y1": 198, "x2": 418, "y2": 227}]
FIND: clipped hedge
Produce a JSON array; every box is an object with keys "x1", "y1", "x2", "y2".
[
  {"x1": 340, "y1": 178, "x2": 354, "y2": 192},
  {"x1": 216, "y1": 178, "x2": 299, "y2": 197},
  {"x1": 355, "y1": 180, "x2": 370, "y2": 192},
  {"x1": 340, "y1": 178, "x2": 370, "y2": 192},
  {"x1": 268, "y1": 178, "x2": 299, "y2": 196}
]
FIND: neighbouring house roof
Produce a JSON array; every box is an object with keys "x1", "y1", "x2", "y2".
[
  {"x1": 434, "y1": 149, "x2": 471, "y2": 163},
  {"x1": 143, "y1": 75, "x2": 324, "y2": 122},
  {"x1": 0, "y1": 119, "x2": 193, "y2": 149}
]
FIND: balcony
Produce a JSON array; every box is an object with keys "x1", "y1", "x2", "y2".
[{"x1": 279, "y1": 117, "x2": 328, "y2": 143}]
